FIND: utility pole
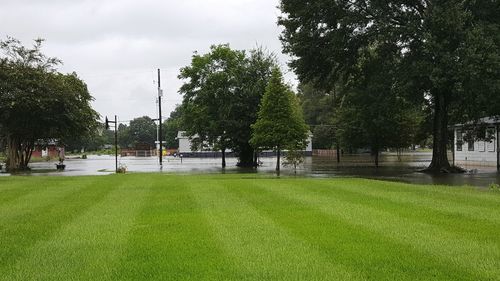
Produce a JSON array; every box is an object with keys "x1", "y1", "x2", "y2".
[{"x1": 158, "y1": 69, "x2": 163, "y2": 166}]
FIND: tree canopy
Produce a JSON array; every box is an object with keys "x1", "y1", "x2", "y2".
[
  {"x1": 251, "y1": 68, "x2": 309, "y2": 172},
  {"x1": 336, "y1": 44, "x2": 423, "y2": 166},
  {"x1": 279, "y1": 0, "x2": 500, "y2": 172},
  {"x1": 128, "y1": 116, "x2": 157, "y2": 148},
  {"x1": 178, "y1": 44, "x2": 276, "y2": 167},
  {"x1": 0, "y1": 37, "x2": 99, "y2": 170}
]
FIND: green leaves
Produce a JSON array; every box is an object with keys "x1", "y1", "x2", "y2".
[
  {"x1": 178, "y1": 44, "x2": 277, "y2": 165},
  {"x1": 251, "y1": 68, "x2": 309, "y2": 151},
  {"x1": 279, "y1": 0, "x2": 500, "y2": 171},
  {"x1": 0, "y1": 37, "x2": 99, "y2": 169}
]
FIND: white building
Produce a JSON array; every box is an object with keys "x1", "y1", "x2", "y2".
[
  {"x1": 177, "y1": 131, "x2": 233, "y2": 157},
  {"x1": 177, "y1": 131, "x2": 194, "y2": 154},
  {"x1": 177, "y1": 131, "x2": 313, "y2": 157},
  {"x1": 453, "y1": 117, "x2": 499, "y2": 169}
]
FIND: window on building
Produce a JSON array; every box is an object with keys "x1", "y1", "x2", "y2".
[
  {"x1": 468, "y1": 139, "x2": 474, "y2": 151},
  {"x1": 487, "y1": 127, "x2": 496, "y2": 152},
  {"x1": 456, "y1": 130, "x2": 463, "y2": 151}
]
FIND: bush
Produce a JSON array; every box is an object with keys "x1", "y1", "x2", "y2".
[
  {"x1": 117, "y1": 164, "x2": 127, "y2": 174},
  {"x1": 489, "y1": 183, "x2": 500, "y2": 191},
  {"x1": 283, "y1": 150, "x2": 305, "y2": 174}
]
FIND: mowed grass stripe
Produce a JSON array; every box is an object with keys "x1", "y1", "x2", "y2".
[
  {"x1": 114, "y1": 175, "x2": 240, "y2": 281},
  {"x1": 0, "y1": 177, "x2": 98, "y2": 216},
  {"x1": 1, "y1": 175, "x2": 151, "y2": 281},
  {"x1": 226, "y1": 179, "x2": 479, "y2": 281},
  {"x1": 358, "y1": 178, "x2": 500, "y2": 207},
  {"x1": 329, "y1": 181, "x2": 500, "y2": 242},
  {"x1": 289, "y1": 179, "x2": 500, "y2": 243},
  {"x1": 261, "y1": 179, "x2": 500, "y2": 280},
  {"x1": 191, "y1": 178, "x2": 364, "y2": 281},
  {"x1": 0, "y1": 177, "x2": 113, "y2": 270},
  {"x1": 0, "y1": 177, "x2": 53, "y2": 205}
]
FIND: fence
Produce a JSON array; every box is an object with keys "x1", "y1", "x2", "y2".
[
  {"x1": 313, "y1": 149, "x2": 337, "y2": 157},
  {"x1": 121, "y1": 149, "x2": 157, "y2": 157}
]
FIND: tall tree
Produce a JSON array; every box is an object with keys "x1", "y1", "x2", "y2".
[
  {"x1": 279, "y1": 0, "x2": 500, "y2": 173},
  {"x1": 227, "y1": 48, "x2": 276, "y2": 166},
  {"x1": 178, "y1": 45, "x2": 276, "y2": 167},
  {"x1": 251, "y1": 68, "x2": 309, "y2": 174},
  {"x1": 0, "y1": 37, "x2": 99, "y2": 170},
  {"x1": 179, "y1": 44, "x2": 245, "y2": 168}
]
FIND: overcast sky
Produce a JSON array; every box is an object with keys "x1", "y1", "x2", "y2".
[{"x1": 1, "y1": 0, "x2": 296, "y2": 123}]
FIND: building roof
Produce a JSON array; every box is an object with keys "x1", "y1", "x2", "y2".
[
  {"x1": 454, "y1": 116, "x2": 500, "y2": 127},
  {"x1": 177, "y1": 131, "x2": 200, "y2": 139}
]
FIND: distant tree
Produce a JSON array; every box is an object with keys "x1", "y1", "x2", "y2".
[
  {"x1": 297, "y1": 82, "x2": 342, "y2": 156},
  {"x1": 162, "y1": 105, "x2": 183, "y2": 149},
  {"x1": 297, "y1": 82, "x2": 336, "y2": 126},
  {"x1": 128, "y1": 116, "x2": 157, "y2": 148},
  {"x1": 279, "y1": 0, "x2": 500, "y2": 172},
  {"x1": 0, "y1": 37, "x2": 99, "y2": 170},
  {"x1": 115, "y1": 123, "x2": 129, "y2": 148},
  {"x1": 311, "y1": 125, "x2": 336, "y2": 150},
  {"x1": 64, "y1": 123, "x2": 109, "y2": 152},
  {"x1": 251, "y1": 68, "x2": 309, "y2": 174},
  {"x1": 335, "y1": 44, "x2": 422, "y2": 167}
]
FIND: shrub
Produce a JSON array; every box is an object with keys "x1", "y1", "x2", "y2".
[
  {"x1": 489, "y1": 183, "x2": 500, "y2": 191},
  {"x1": 117, "y1": 164, "x2": 127, "y2": 174}
]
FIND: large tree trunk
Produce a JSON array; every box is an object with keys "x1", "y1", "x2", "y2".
[
  {"x1": 6, "y1": 136, "x2": 33, "y2": 171},
  {"x1": 374, "y1": 148, "x2": 379, "y2": 168},
  {"x1": 336, "y1": 142, "x2": 341, "y2": 163},
  {"x1": 276, "y1": 147, "x2": 281, "y2": 176},
  {"x1": 426, "y1": 92, "x2": 452, "y2": 173},
  {"x1": 6, "y1": 137, "x2": 19, "y2": 171},
  {"x1": 236, "y1": 143, "x2": 257, "y2": 167},
  {"x1": 221, "y1": 149, "x2": 226, "y2": 168}
]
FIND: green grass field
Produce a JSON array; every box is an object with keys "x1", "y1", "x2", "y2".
[{"x1": 0, "y1": 174, "x2": 499, "y2": 280}]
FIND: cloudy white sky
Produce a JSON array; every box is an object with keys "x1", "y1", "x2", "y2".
[{"x1": 1, "y1": 0, "x2": 295, "y2": 122}]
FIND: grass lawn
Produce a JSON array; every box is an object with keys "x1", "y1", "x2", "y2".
[{"x1": 0, "y1": 174, "x2": 499, "y2": 280}]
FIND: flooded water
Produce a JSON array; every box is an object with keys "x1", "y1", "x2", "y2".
[{"x1": 1, "y1": 153, "x2": 499, "y2": 187}]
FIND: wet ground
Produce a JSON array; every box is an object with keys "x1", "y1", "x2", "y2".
[{"x1": 1, "y1": 153, "x2": 499, "y2": 187}]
